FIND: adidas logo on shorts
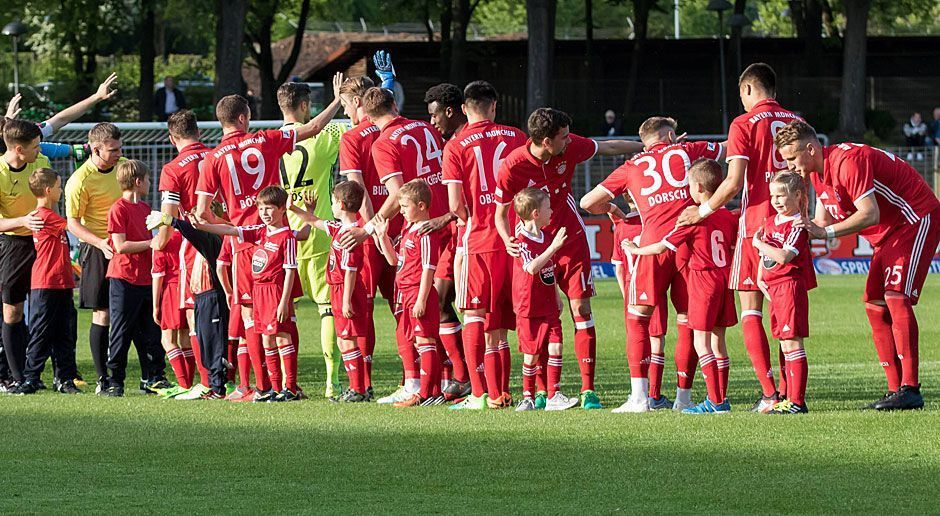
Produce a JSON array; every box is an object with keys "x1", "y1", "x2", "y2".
[{"x1": 743, "y1": 277, "x2": 755, "y2": 286}]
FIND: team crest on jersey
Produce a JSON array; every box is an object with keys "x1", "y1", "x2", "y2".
[
  {"x1": 539, "y1": 264, "x2": 556, "y2": 286},
  {"x1": 251, "y1": 248, "x2": 269, "y2": 273},
  {"x1": 556, "y1": 163, "x2": 566, "y2": 174},
  {"x1": 761, "y1": 253, "x2": 778, "y2": 270}
]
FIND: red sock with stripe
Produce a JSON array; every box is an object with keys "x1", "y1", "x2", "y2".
[
  {"x1": 245, "y1": 321, "x2": 270, "y2": 391},
  {"x1": 741, "y1": 311, "x2": 776, "y2": 397},
  {"x1": 521, "y1": 362, "x2": 537, "y2": 398},
  {"x1": 498, "y1": 340, "x2": 511, "y2": 393},
  {"x1": 648, "y1": 352, "x2": 665, "y2": 399},
  {"x1": 264, "y1": 347, "x2": 282, "y2": 392},
  {"x1": 536, "y1": 352, "x2": 549, "y2": 393},
  {"x1": 236, "y1": 341, "x2": 250, "y2": 390},
  {"x1": 440, "y1": 323, "x2": 468, "y2": 383},
  {"x1": 226, "y1": 340, "x2": 237, "y2": 382},
  {"x1": 417, "y1": 342, "x2": 439, "y2": 399},
  {"x1": 675, "y1": 320, "x2": 697, "y2": 389},
  {"x1": 716, "y1": 356, "x2": 730, "y2": 401},
  {"x1": 626, "y1": 310, "x2": 652, "y2": 379},
  {"x1": 573, "y1": 315, "x2": 596, "y2": 392},
  {"x1": 886, "y1": 295, "x2": 919, "y2": 387},
  {"x1": 166, "y1": 347, "x2": 191, "y2": 389},
  {"x1": 358, "y1": 306, "x2": 376, "y2": 388},
  {"x1": 698, "y1": 353, "x2": 721, "y2": 404},
  {"x1": 341, "y1": 348, "x2": 365, "y2": 394},
  {"x1": 547, "y1": 353, "x2": 563, "y2": 398},
  {"x1": 865, "y1": 303, "x2": 901, "y2": 391},
  {"x1": 278, "y1": 341, "x2": 298, "y2": 392},
  {"x1": 783, "y1": 349, "x2": 808, "y2": 406},
  {"x1": 181, "y1": 348, "x2": 196, "y2": 386},
  {"x1": 462, "y1": 317, "x2": 486, "y2": 398},
  {"x1": 189, "y1": 333, "x2": 210, "y2": 387},
  {"x1": 397, "y1": 323, "x2": 419, "y2": 382},
  {"x1": 483, "y1": 347, "x2": 502, "y2": 400}
]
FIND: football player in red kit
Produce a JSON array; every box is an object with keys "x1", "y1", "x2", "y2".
[
  {"x1": 775, "y1": 121, "x2": 940, "y2": 411},
  {"x1": 495, "y1": 108, "x2": 644, "y2": 409}
]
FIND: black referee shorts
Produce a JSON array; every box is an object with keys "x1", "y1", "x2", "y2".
[
  {"x1": 78, "y1": 242, "x2": 110, "y2": 310},
  {"x1": 0, "y1": 234, "x2": 36, "y2": 305}
]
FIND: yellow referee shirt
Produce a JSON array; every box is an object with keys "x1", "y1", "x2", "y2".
[
  {"x1": 65, "y1": 158, "x2": 124, "y2": 241},
  {"x1": 0, "y1": 154, "x2": 52, "y2": 236}
]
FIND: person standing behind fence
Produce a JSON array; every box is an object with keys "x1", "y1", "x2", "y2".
[{"x1": 65, "y1": 122, "x2": 125, "y2": 394}]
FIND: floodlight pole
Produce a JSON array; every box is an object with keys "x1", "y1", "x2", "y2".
[{"x1": 11, "y1": 35, "x2": 18, "y2": 95}]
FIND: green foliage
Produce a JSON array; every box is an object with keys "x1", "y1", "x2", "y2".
[{"x1": 864, "y1": 108, "x2": 898, "y2": 145}]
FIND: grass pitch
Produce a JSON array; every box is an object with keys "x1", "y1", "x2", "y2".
[{"x1": 2, "y1": 276, "x2": 939, "y2": 513}]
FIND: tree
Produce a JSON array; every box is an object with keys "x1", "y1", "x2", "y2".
[
  {"x1": 215, "y1": 0, "x2": 248, "y2": 101},
  {"x1": 244, "y1": 0, "x2": 312, "y2": 119},
  {"x1": 838, "y1": 0, "x2": 870, "y2": 140},
  {"x1": 526, "y1": 0, "x2": 556, "y2": 114},
  {"x1": 449, "y1": 0, "x2": 485, "y2": 84},
  {"x1": 621, "y1": 0, "x2": 662, "y2": 116},
  {"x1": 138, "y1": 0, "x2": 157, "y2": 121}
]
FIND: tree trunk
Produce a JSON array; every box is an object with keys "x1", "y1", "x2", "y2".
[
  {"x1": 730, "y1": 0, "x2": 747, "y2": 76},
  {"x1": 439, "y1": 0, "x2": 453, "y2": 82},
  {"x1": 139, "y1": 0, "x2": 156, "y2": 121},
  {"x1": 215, "y1": 0, "x2": 248, "y2": 101},
  {"x1": 526, "y1": 0, "x2": 556, "y2": 114},
  {"x1": 623, "y1": 0, "x2": 653, "y2": 115},
  {"x1": 449, "y1": 0, "x2": 474, "y2": 85},
  {"x1": 838, "y1": 0, "x2": 869, "y2": 141},
  {"x1": 585, "y1": 0, "x2": 593, "y2": 58}
]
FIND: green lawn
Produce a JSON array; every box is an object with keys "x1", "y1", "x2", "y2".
[{"x1": 2, "y1": 275, "x2": 939, "y2": 513}]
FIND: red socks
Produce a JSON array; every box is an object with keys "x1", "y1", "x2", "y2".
[
  {"x1": 166, "y1": 347, "x2": 191, "y2": 389},
  {"x1": 417, "y1": 342, "x2": 440, "y2": 399},
  {"x1": 358, "y1": 304, "x2": 376, "y2": 389},
  {"x1": 236, "y1": 341, "x2": 250, "y2": 390},
  {"x1": 675, "y1": 320, "x2": 697, "y2": 389},
  {"x1": 341, "y1": 348, "x2": 365, "y2": 394},
  {"x1": 462, "y1": 317, "x2": 487, "y2": 398},
  {"x1": 626, "y1": 311, "x2": 652, "y2": 379},
  {"x1": 885, "y1": 296, "x2": 919, "y2": 387},
  {"x1": 716, "y1": 357, "x2": 730, "y2": 401},
  {"x1": 649, "y1": 352, "x2": 665, "y2": 399},
  {"x1": 264, "y1": 347, "x2": 282, "y2": 392},
  {"x1": 866, "y1": 303, "x2": 901, "y2": 391},
  {"x1": 777, "y1": 347, "x2": 788, "y2": 400},
  {"x1": 699, "y1": 353, "x2": 721, "y2": 404},
  {"x1": 245, "y1": 321, "x2": 271, "y2": 392},
  {"x1": 783, "y1": 348, "x2": 808, "y2": 406},
  {"x1": 440, "y1": 323, "x2": 468, "y2": 384},
  {"x1": 181, "y1": 348, "x2": 196, "y2": 386},
  {"x1": 573, "y1": 315, "x2": 596, "y2": 392},
  {"x1": 547, "y1": 354, "x2": 563, "y2": 398},
  {"x1": 742, "y1": 311, "x2": 776, "y2": 396},
  {"x1": 498, "y1": 340, "x2": 511, "y2": 393},
  {"x1": 189, "y1": 333, "x2": 209, "y2": 387},
  {"x1": 521, "y1": 362, "x2": 537, "y2": 398},
  {"x1": 483, "y1": 346, "x2": 502, "y2": 399},
  {"x1": 278, "y1": 341, "x2": 298, "y2": 392}
]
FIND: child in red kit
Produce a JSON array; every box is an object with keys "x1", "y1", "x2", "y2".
[
  {"x1": 151, "y1": 230, "x2": 192, "y2": 392},
  {"x1": 374, "y1": 179, "x2": 443, "y2": 407},
  {"x1": 752, "y1": 171, "x2": 815, "y2": 414}
]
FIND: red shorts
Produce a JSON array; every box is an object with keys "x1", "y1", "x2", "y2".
[
  {"x1": 362, "y1": 243, "x2": 396, "y2": 301},
  {"x1": 687, "y1": 269, "x2": 737, "y2": 331},
  {"x1": 158, "y1": 281, "x2": 187, "y2": 330},
  {"x1": 330, "y1": 283, "x2": 370, "y2": 339},
  {"x1": 516, "y1": 314, "x2": 562, "y2": 355},
  {"x1": 252, "y1": 283, "x2": 296, "y2": 336},
  {"x1": 457, "y1": 251, "x2": 515, "y2": 330},
  {"x1": 729, "y1": 236, "x2": 761, "y2": 291},
  {"x1": 766, "y1": 278, "x2": 809, "y2": 340},
  {"x1": 228, "y1": 301, "x2": 245, "y2": 340},
  {"x1": 233, "y1": 243, "x2": 256, "y2": 305},
  {"x1": 397, "y1": 287, "x2": 440, "y2": 342},
  {"x1": 865, "y1": 209, "x2": 940, "y2": 306},
  {"x1": 435, "y1": 223, "x2": 457, "y2": 282},
  {"x1": 554, "y1": 234, "x2": 595, "y2": 300},
  {"x1": 628, "y1": 251, "x2": 687, "y2": 310}
]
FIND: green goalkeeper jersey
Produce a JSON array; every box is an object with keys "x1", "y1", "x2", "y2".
[{"x1": 280, "y1": 121, "x2": 350, "y2": 258}]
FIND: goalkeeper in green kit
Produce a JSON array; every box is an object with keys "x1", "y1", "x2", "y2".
[{"x1": 277, "y1": 82, "x2": 349, "y2": 398}]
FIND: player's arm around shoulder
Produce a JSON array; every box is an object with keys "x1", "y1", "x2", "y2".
[{"x1": 524, "y1": 228, "x2": 567, "y2": 275}]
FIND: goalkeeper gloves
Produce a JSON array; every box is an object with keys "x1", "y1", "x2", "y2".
[
  {"x1": 373, "y1": 50, "x2": 396, "y2": 90},
  {"x1": 146, "y1": 211, "x2": 173, "y2": 231}
]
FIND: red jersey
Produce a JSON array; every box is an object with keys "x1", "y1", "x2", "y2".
[
  {"x1": 817, "y1": 143, "x2": 940, "y2": 247},
  {"x1": 495, "y1": 134, "x2": 598, "y2": 239},
  {"x1": 512, "y1": 225, "x2": 560, "y2": 319},
  {"x1": 760, "y1": 213, "x2": 813, "y2": 285},
  {"x1": 160, "y1": 141, "x2": 209, "y2": 214},
  {"x1": 395, "y1": 221, "x2": 441, "y2": 292},
  {"x1": 324, "y1": 221, "x2": 364, "y2": 286},
  {"x1": 372, "y1": 117, "x2": 448, "y2": 218},
  {"x1": 340, "y1": 117, "x2": 403, "y2": 240},
  {"x1": 811, "y1": 174, "x2": 853, "y2": 224},
  {"x1": 30, "y1": 207, "x2": 74, "y2": 290},
  {"x1": 106, "y1": 198, "x2": 153, "y2": 286},
  {"x1": 726, "y1": 99, "x2": 803, "y2": 237},
  {"x1": 663, "y1": 207, "x2": 738, "y2": 271},
  {"x1": 600, "y1": 140, "x2": 723, "y2": 245},
  {"x1": 218, "y1": 235, "x2": 234, "y2": 267},
  {"x1": 196, "y1": 128, "x2": 296, "y2": 226},
  {"x1": 152, "y1": 230, "x2": 182, "y2": 284},
  {"x1": 610, "y1": 212, "x2": 642, "y2": 267},
  {"x1": 442, "y1": 120, "x2": 526, "y2": 253},
  {"x1": 236, "y1": 225, "x2": 298, "y2": 285}
]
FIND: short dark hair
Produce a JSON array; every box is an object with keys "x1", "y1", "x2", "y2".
[
  {"x1": 361, "y1": 87, "x2": 395, "y2": 118},
  {"x1": 216, "y1": 95, "x2": 250, "y2": 127},
  {"x1": 739, "y1": 63, "x2": 776, "y2": 95},
  {"x1": 688, "y1": 158, "x2": 724, "y2": 194},
  {"x1": 167, "y1": 110, "x2": 199, "y2": 140},
  {"x1": 1, "y1": 118, "x2": 41, "y2": 147},
  {"x1": 527, "y1": 108, "x2": 571, "y2": 143},
  {"x1": 277, "y1": 82, "x2": 311, "y2": 112},
  {"x1": 88, "y1": 122, "x2": 121, "y2": 144},
  {"x1": 257, "y1": 185, "x2": 288, "y2": 208},
  {"x1": 332, "y1": 180, "x2": 364, "y2": 212},
  {"x1": 424, "y1": 83, "x2": 463, "y2": 110},
  {"x1": 463, "y1": 81, "x2": 498, "y2": 112},
  {"x1": 28, "y1": 168, "x2": 59, "y2": 197}
]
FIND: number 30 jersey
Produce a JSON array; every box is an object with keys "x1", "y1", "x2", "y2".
[
  {"x1": 599, "y1": 140, "x2": 723, "y2": 246},
  {"x1": 442, "y1": 120, "x2": 526, "y2": 254},
  {"x1": 371, "y1": 116, "x2": 448, "y2": 218},
  {"x1": 196, "y1": 128, "x2": 297, "y2": 226}
]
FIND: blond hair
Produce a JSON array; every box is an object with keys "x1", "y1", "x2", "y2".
[
  {"x1": 513, "y1": 187, "x2": 548, "y2": 221},
  {"x1": 398, "y1": 179, "x2": 431, "y2": 207},
  {"x1": 116, "y1": 160, "x2": 149, "y2": 190}
]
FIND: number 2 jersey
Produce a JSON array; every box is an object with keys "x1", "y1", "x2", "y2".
[
  {"x1": 371, "y1": 116, "x2": 448, "y2": 221},
  {"x1": 442, "y1": 120, "x2": 527, "y2": 254}
]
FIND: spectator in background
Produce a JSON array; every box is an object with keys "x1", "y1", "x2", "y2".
[
  {"x1": 154, "y1": 77, "x2": 187, "y2": 122},
  {"x1": 599, "y1": 109, "x2": 622, "y2": 137},
  {"x1": 902, "y1": 111, "x2": 927, "y2": 161},
  {"x1": 925, "y1": 107, "x2": 940, "y2": 148}
]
